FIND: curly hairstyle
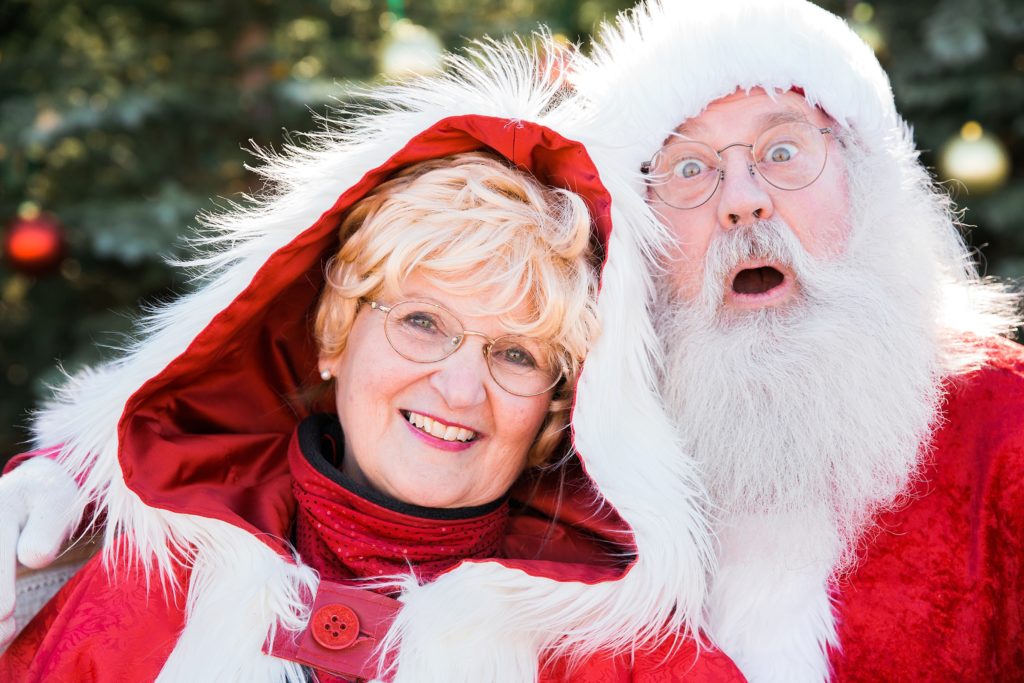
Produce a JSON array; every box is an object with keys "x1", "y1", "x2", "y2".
[{"x1": 314, "y1": 151, "x2": 600, "y2": 467}]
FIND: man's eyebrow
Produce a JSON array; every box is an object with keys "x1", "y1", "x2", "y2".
[
  {"x1": 671, "y1": 108, "x2": 813, "y2": 142},
  {"x1": 672, "y1": 120, "x2": 706, "y2": 139},
  {"x1": 755, "y1": 109, "x2": 811, "y2": 129}
]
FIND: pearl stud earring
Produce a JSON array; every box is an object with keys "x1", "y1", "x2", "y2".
[{"x1": 320, "y1": 369, "x2": 332, "y2": 381}]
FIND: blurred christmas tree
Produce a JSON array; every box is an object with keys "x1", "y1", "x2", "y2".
[
  {"x1": 1, "y1": 0, "x2": 1022, "y2": 460},
  {"x1": 0, "y1": 0, "x2": 633, "y2": 459},
  {"x1": 841, "y1": 0, "x2": 1024, "y2": 281}
]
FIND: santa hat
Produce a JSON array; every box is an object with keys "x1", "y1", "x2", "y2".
[{"x1": 571, "y1": 0, "x2": 899, "y2": 166}]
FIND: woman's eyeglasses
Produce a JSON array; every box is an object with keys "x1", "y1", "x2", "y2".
[{"x1": 366, "y1": 300, "x2": 564, "y2": 397}]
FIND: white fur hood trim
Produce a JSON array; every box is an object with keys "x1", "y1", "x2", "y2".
[{"x1": 29, "y1": 35, "x2": 714, "y2": 682}]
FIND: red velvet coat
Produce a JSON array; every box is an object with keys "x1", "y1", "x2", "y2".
[
  {"x1": 2, "y1": 552, "x2": 744, "y2": 683},
  {"x1": 829, "y1": 337, "x2": 1024, "y2": 682},
  {"x1": 2, "y1": 419, "x2": 753, "y2": 679},
  {"x1": 8, "y1": 340, "x2": 1021, "y2": 682},
  {"x1": 2, "y1": 419, "x2": 746, "y2": 681}
]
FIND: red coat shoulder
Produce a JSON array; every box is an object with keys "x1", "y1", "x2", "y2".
[
  {"x1": 939, "y1": 337, "x2": 1024, "y2": 503},
  {"x1": 0, "y1": 553, "x2": 186, "y2": 682},
  {"x1": 831, "y1": 336, "x2": 1024, "y2": 681}
]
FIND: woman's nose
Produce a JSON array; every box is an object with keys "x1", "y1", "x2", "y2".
[
  {"x1": 428, "y1": 343, "x2": 489, "y2": 408},
  {"x1": 715, "y1": 153, "x2": 775, "y2": 228}
]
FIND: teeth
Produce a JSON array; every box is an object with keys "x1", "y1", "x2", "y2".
[{"x1": 405, "y1": 412, "x2": 476, "y2": 443}]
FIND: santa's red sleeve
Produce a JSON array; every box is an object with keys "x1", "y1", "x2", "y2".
[{"x1": 830, "y1": 339, "x2": 1024, "y2": 681}]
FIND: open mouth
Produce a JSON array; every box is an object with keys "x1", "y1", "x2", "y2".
[
  {"x1": 732, "y1": 266, "x2": 785, "y2": 295},
  {"x1": 723, "y1": 262, "x2": 796, "y2": 310},
  {"x1": 403, "y1": 410, "x2": 477, "y2": 443}
]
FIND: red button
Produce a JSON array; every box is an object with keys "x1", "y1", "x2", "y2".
[{"x1": 311, "y1": 604, "x2": 360, "y2": 650}]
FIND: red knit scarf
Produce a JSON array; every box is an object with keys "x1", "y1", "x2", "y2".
[{"x1": 289, "y1": 415, "x2": 509, "y2": 592}]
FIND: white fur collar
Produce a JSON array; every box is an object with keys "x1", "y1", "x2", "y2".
[{"x1": 706, "y1": 514, "x2": 839, "y2": 683}]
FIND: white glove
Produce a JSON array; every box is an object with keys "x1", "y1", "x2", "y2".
[{"x1": 0, "y1": 456, "x2": 83, "y2": 648}]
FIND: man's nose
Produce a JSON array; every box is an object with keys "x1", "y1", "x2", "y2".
[
  {"x1": 428, "y1": 342, "x2": 489, "y2": 409},
  {"x1": 715, "y1": 152, "x2": 774, "y2": 228}
]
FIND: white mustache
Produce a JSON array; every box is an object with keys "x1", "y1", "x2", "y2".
[{"x1": 693, "y1": 218, "x2": 810, "y2": 316}]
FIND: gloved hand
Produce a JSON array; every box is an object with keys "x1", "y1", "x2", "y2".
[{"x1": 0, "y1": 456, "x2": 83, "y2": 648}]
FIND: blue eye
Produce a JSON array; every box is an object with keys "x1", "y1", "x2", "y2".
[
  {"x1": 502, "y1": 346, "x2": 536, "y2": 368},
  {"x1": 673, "y1": 158, "x2": 708, "y2": 179},
  {"x1": 490, "y1": 342, "x2": 539, "y2": 370},
  {"x1": 765, "y1": 142, "x2": 799, "y2": 163},
  {"x1": 400, "y1": 311, "x2": 445, "y2": 336}
]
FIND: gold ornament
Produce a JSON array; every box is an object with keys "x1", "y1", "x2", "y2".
[{"x1": 938, "y1": 121, "x2": 1011, "y2": 194}]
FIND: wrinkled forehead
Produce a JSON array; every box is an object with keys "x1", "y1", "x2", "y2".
[{"x1": 671, "y1": 87, "x2": 834, "y2": 142}]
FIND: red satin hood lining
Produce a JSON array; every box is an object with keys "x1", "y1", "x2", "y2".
[{"x1": 115, "y1": 115, "x2": 632, "y2": 585}]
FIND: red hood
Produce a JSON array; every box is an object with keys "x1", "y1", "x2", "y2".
[{"x1": 116, "y1": 115, "x2": 631, "y2": 585}]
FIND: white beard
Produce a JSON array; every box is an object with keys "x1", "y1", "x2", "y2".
[
  {"x1": 655, "y1": 214, "x2": 942, "y2": 570},
  {"x1": 653, "y1": 189, "x2": 950, "y2": 679},
  {"x1": 654, "y1": 211, "x2": 945, "y2": 681}
]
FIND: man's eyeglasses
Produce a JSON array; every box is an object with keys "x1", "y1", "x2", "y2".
[
  {"x1": 640, "y1": 121, "x2": 833, "y2": 209},
  {"x1": 366, "y1": 300, "x2": 564, "y2": 397}
]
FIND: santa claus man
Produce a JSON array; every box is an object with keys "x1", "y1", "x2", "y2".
[{"x1": 567, "y1": 0, "x2": 1024, "y2": 681}]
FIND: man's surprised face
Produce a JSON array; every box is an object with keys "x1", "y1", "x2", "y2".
[{"x1": 650, "y1": 88, "x2": 851, "y2": 311}]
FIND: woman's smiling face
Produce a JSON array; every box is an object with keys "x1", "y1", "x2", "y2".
[{"x1": 320, "y1": 271, "x2": 553, "y2": 509}]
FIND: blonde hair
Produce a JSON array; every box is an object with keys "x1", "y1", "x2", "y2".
[{"x1": 314, "y1": 152, "x2": 600, "y2": 467}]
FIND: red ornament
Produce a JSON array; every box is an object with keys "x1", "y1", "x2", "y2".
[{"x1": 4, "y1": 213, "x2": 65, "y2": 274}]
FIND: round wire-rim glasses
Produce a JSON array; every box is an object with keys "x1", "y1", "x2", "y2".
[
  {"x1": 366, "y1": 300, "x2": 564, "y2": 397},
  {"x1": 640, "y1": 121, "x2": 834, "y2": 209}
]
